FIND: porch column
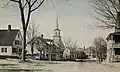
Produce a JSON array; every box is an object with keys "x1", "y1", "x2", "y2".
[
  {"x1": 111, "y1": 48, "x2": 115, "y2": 62},
  {"x1": 106, "y1": 48, "x2": 112, "y2": 63},
  {"x1": 44, "y1": 48, "x2": 47, "y2": 59}
]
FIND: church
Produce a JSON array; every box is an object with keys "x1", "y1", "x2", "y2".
[{"x1": 27, "y1": 16, "x2": 64, "y2": 60}]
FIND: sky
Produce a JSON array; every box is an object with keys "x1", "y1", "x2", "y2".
[{"x1": 0, "y1": 0, "x2": 113, "y2": 48}]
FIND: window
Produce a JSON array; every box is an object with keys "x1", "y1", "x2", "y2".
[
  {"x1": 1, "y1": 48, "x2": 7, "y2": 53},
  {"x1": 12, "y1": 48, "x2": 16, "y2": 53},
  {"x1": 1, "y1": 48, "x2": 4, "y2": 52},
  {"x1": 15, "y1": 40, "x2": 22, "y2": 45},
  {"x1": 19, "y1": 41, "x2": 22, "y2": 45},
  {"x1": 115, "y1": 48, "x2": 120, "y2": 55},
  {"x1": 15, "y1": 40, "x2": 19, "y2": 45},
  {"x1": 5, "y1": 48, "x2": 7, "y2": 52},
  {"x1": 113, "y1": 35, "x2": 120, "y2": 43}
]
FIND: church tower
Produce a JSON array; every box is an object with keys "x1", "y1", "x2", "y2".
[{"x1": 53, "y1": 15, "x2": 61, "y2": 45}]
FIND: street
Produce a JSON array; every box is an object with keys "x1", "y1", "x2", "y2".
[
  {"x1": 44, "y1": 61, "x2": 120, "y2": 72},
  {"x1": 0, "y1": 59, "x2": 120, "y2": 72}
]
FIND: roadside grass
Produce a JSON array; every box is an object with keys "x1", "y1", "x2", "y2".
[
  {"x1": 34, "y1": 61, "x2": 61, "y2": 64},
  {"x1": 0, "y1": 69, "x2": 53, "y2": 72},
  {"x1": 0, "y1": 59, "x2": 60, "y2": 72}
]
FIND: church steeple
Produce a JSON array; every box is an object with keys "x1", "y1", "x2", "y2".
[
  {"x1": 56, "y1": 15, "x2": 59, "y2": 29},
  {"x1": 54, "y1": 15, "x2": 60, "y2": 36},
  {"x1": 56, "y1": 15, "x2": 60, "y2": 30},
  {"x1": 53, "y1": 15, "x2": 61, "y2": 44}
]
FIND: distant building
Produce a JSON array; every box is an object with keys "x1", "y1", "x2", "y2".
[
  {"x1": 70, "y1": 48, "x2": 85, "y2": 60},
  {"x1": 63, "y1": 48, "x2": 70, "y2": 60},
  {"x1": 84, "y1": 47, "x2": 96, "y2": 59},
  {"x1": 0, "y1": 25, "x2": 22, "y2": 58}
]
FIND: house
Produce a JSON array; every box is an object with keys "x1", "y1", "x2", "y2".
[
  {"x1": 106, "y1": 12, "x2": 120, "y2": 62},
  {"x1": 84, "y1": 47, "x2": 96, "y2": 59},
  {"x1": 63, "y1": 48, "x2": 70, "y2": 60},
  {"x1": 70, "y1": 48, "x2": 86, "y2": 60},
  {"x1": 0, "y1": 25, "x2": 23, "y2": 58},
  {"x1": 28, "y1": 34, "x2": 64, "y2": 61},
  {"x1": 106, "y1": 32, "x2": 120, "y2": 62}
]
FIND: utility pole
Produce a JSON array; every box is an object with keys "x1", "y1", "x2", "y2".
[{"x1": 49, "y1": 41, "x2": 52, "y2": 61}]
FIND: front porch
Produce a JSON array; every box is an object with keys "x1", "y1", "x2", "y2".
[
  {"x1": 11, "y1": 46, "x2": 22, "y2": 57},
  {"x1": 106, "y1": 32, "x2": 120, "y2": 62},
  {"x1": 107, "y1": 47, "x2": 120, "y2": 62}
]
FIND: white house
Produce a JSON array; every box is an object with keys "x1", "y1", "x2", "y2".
[
  {"x1": 106, "y1": 12, "x2": 120, "y2": 62},
  {"x1": 63, "y1": 48, "x2": 70, "y2": 60},
  {"x1": 0, "y1": 25, "x2": 23, "y2": 58}
]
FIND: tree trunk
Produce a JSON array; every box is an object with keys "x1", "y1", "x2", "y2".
[
  {"x1": 49, "y1": 47, "x2": 52, "y2": 61},
  {"x1": 49, "y1": 42, "x2": 52, "y2": 61},
  {"x1": 22, "y1": 29, "x2": 26, "y2": 61},
  {"x1": 31, "y1": 43, "x2": 34, "y2": 56},
  {"x1": 39, "y1": 51, "x2": 41, "y2": 60},
  {"x1": 96, "y1": 50, "x2": 100, "y2": 64}
]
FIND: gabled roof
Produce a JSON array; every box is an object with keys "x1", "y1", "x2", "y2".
[
  {"x1": 0, "y1": 29, "x2": 19, "y2": 46},
  {"x1": 27, "y1": 37, "x2": 64, "y2": 51}
]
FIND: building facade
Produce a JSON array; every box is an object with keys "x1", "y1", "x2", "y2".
[
  {"x1": 52, "y1": 16, "x2": 64, "y2": 60},
  {"x1": 106, "y1": 12, "x2": 120, "y2": 62},
  {"x1": 0, "y1": 25, "x2": 23, "y2": 58}
]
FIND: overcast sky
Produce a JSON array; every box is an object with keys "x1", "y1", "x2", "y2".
[{"x1": 0, "y1": 0, "x2": 113, "y2": 48}]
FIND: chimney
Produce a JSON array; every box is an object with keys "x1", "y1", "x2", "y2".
[
  {"x1": 8, "y1": 25, "x2": 11, "y2": 31},
  {"x1": 41, "y1": 34, "x2": 43, "y2": 38}
]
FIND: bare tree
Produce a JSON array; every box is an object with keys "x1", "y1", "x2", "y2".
[
  {"x1": 63, "y1": 38, "x2": 79, "y2": 60},
  {"x1": 28, "y1": 36, "x2": 47, "y2": 60},
  {"x1": 64, "y1": 38, "x2": 79, "y2": 51},
  {"x1": 93, "y1": 37, "x2": 107, "y2": 64},
  {"x1": 87, "y1": 46, "x2": 96, "y2": 58},
  {"x1": 90, "y1": 0, "x2": 120, "y2": 29},
  {"x1": 34, "y1": 37, "x2": 45, "y2": 60},
  {"x1": 27, "y1": 22, "x2": 40, "y2": 56},
  {"x1": 4, "y1": 0, "x2": 45, "y2": 61}
]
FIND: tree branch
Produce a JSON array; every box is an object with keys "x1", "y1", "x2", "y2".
[
  {"x1": 10, "y1": 0, "x2": 20, "y2": 3},
  {"x1": 31, "y1": 0, "x2": 44, "y2": 12},
  {"x1": 1, "y1": 1, "x2": 10, "y2": 8},
  {"x1": 31, "y1": 0, "x2": 37, "y2": 7},
  {"x1": 22, "y1": 1, "x2": 28, "y2": 9},
  {"x1": 90, "y1": 0, "x2": 119, "y2": 29}
]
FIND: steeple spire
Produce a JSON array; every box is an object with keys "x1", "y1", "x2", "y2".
[{"x1": 56, "y1": 15, "x2": 59, "y2": 29}]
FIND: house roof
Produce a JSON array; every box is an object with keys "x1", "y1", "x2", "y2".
[
  {"x1": 106, "y1": 32, "x2": 120, "y2": 40},
  {"x1": 27, "y1": 37, "x2": 64, "y2": 51},
  {"x1": 0, "y1": 29, "x2": 19, "y2": 46}
]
